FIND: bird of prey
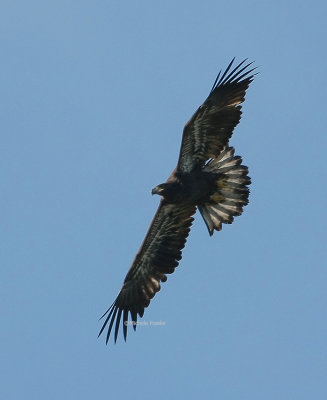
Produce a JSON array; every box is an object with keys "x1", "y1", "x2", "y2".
[{"x1": 99, "y1": 58, "x2": 255, "y2": 344}]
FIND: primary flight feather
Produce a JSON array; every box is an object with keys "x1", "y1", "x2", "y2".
[{"x1": 99, "y1": 58, "x2": 255, "y2": 344}]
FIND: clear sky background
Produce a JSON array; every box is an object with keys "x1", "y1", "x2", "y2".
[{"x1": 1, "y1": 1, "x2": 326, "y2": 399}]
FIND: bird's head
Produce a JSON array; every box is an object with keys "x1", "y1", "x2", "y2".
[
  {"x1": 151, "y1": 183, "x2": 168, "y2": 196},
  {"x1": 151, "y1": 181, "x2": 181, "y2": 202}
]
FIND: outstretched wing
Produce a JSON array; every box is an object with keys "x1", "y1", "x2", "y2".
[
  {"x1": 177, "y1": 58, "x2": 255, "y2": 173},
  {"x1": 98, "y1": 201, "x2": 196, "y2": 344}
]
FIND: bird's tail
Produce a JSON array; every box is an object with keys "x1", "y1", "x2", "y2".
[{"x1": 199, "y1": 147, "x2": 251, "y2": 236}]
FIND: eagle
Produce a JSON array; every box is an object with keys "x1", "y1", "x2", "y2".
[{"x1": 98, "y1": 58, "x2": 255, "y2": 344}]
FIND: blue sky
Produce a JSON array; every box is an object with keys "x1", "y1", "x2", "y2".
[{"x1": 1, "y1": 1, "x2": 327, "y2": 399}]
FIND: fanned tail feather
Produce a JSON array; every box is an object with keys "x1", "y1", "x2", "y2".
[{"x1": 199, "y1": 147, "x2": 251, "y2": 236}]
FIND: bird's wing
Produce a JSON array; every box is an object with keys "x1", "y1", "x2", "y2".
[
  {"x1": 177, "y1": 58, "x2": 255, "y2": 173},
  {"x1": 98, "y1": 200, "x2": 196, "y2": 344}
]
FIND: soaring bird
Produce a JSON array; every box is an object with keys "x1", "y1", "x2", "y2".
[{"x1": 99, "y1": 58, "x2": 255, "y2": 344}]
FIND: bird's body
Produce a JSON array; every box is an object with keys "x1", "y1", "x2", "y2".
[
  {"x1": 152, "y1": 167, "x2": 217, "y2": 204},
  {"x1": 99, "y1": 59, "x2": 256, "y2": 344}
]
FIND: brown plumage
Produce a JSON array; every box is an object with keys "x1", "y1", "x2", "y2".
[{"x1": 98, "y1": 58, "x2": 255, "y2": 344}]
